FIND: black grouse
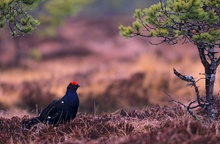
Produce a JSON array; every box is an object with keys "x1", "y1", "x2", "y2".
[{"x1": 23, "y1": 81, "x2": 80, "y2": 129}]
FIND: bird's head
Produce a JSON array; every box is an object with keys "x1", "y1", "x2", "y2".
[
  {"x1": 71, "y1": 81, "x2": 80, "y2": 87},
  {"x1": 69, "y1": 81, "x2": 80, "y2": 90}
]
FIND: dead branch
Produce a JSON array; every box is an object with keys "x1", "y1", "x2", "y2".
[
  {"x1": 173, "y1": 68, "x2": 204, "y2": 106},
  {"x1": 164, "y1": 92, "x2": 199, "y2": 120}
]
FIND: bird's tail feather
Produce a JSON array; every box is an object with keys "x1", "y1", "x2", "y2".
[{"x1": 23, "y1": 117, "x2": 41, "y2": 129}]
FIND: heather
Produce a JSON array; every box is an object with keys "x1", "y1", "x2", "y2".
[{"x1": 1, "y1": 105, "x2": 220, "y2": 144}]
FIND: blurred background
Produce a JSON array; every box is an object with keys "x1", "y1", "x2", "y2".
[{"x1": 0, "y1": 0, "x2": 219, "y2": 115}]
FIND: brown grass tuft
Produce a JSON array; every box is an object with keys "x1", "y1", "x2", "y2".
[{"x1": 1, "y1": 105, "x2": 220, "y2": 143}]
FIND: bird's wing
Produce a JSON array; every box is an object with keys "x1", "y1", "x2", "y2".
[{"x1": 39, "y1": 99, "x2": 70, "y2": 123}]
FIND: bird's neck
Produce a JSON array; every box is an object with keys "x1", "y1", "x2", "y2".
[{"x1": 62, "y1": 88, "x2": 78, "y2": 103}]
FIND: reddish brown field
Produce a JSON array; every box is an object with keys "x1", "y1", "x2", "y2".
[{"x1": 1, "y1": 105, "x2": 220, "y2": 144}]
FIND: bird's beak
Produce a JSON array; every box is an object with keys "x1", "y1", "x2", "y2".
[{"x1": 77, "y1": 84, "x2": 80, "y2": 87}]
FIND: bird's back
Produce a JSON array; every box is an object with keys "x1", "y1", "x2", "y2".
[{"x1": 38, "y1": 97, "x2": 79, "y2": 125}]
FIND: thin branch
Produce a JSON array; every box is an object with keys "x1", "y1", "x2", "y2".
[
  {"x1": 149, "y1": 39, "x2": 166, "y2": 45},
  {"x1": 197, "y1": 47, "x2": 210, "y2": 69},
  {"x1": 181, "y1": 35, "x2": 188, "y2": 44},
  {"x1": 187, "y1": 101, "x2": 202, "y2": 120},
  {"x1": 130, "y1": 33, "x2": 151, "y2": 38},
  {"x1": 188, "y1": 100, "x2": 202, "y2": 109},
  {"x1": 195, "y1": 77, "x2": 206, "y2": 83},
  {"x1": 164, "y1": 91, "x2": 187, "y2": 108},
  {"x1": 173, "y1": 68, "x2": 203, "y2": 106},
  {"x1": 164, "y1": 91, "x2": 200, "y2": 120}
]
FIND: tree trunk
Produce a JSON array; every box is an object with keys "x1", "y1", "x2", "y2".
[
  {"x1": 205, "y1": 67, "x2": 216, "y2": 122},
  {"x1": 197, "y1": 45, "x2": 217, "y2": 122},
  {"x1": 12, "y1": 37, "x2": 23, "y2": 66}
]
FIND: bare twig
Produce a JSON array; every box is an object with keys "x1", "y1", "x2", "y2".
[{"x1": 164, "y1": 91, "x2": 200, "y2": 120}]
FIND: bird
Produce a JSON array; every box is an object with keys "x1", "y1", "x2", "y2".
[{"x1": 23, "y1": 81, "x2": 80, "y2": 129}]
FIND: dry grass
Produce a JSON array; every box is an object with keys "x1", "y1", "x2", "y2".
[{"x1": 1, "y1": 105, "x2": 220, "y2": 144}]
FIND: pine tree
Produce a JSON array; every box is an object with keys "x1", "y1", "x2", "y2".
[
  {"x1": 119, "y1": 0, "x2": 220, "y2": 122},
  {"x1": 0, "y1": 0, "x2": 41, "y2": 36}
]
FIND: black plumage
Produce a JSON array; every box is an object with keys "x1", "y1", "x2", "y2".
[{"x1": 23, "y1": 81, "x2": 80, "y2": 129}]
